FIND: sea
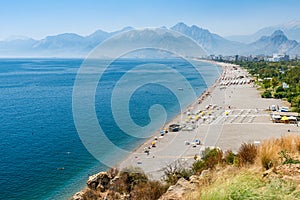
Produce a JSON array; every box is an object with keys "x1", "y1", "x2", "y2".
[{"x1": 0, "y1": 58, "x2": 221, "y2": 200}]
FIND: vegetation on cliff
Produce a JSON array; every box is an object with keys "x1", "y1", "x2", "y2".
[{"x1": 72, "y1": 135, "x2": 300, "y2": 200}]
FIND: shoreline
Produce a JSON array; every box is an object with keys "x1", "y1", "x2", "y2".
[
  {"x1": 72, "y1": 60, "x2": 300, "y2": 198},
  {"x1": 70, "y1": 59, "x2": 225, "y2": 199},
  {"x1": 117, "y1": 59, "x2": 299, "y2": 178},
  {"x1": 117, "y1": 60, "x2": 235, "y2": 178},
  {"x1": 115, "y1": 59, "x2": 226, "y2": 170}
]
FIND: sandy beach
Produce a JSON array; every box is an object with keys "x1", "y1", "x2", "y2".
[{"x1": 118, "y1": 60, "x2": 300, "y2": 180}]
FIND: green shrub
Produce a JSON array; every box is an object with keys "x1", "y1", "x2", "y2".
[
  {"x1": 274, "y1": 92, "x2": 287, "y2": 99},
  {"x1": 263, "y1": 79, "x2": 271, "y2": 89},
  {"x1": 192, "y1": 160, "x2": 205, "y2": 174},
  {"x1": 261, "y1": 90, "x2": 272, "y2": 98},
  {"x1": 276, "y1": 86, "x2": 284, "y2": 93},
  {"x1": 203, "y1": 148, "x2": 223, "y2": 169},
  {"x1": 224, "y1": 150, "x2": 237, "y2": 165},
  {"x1": 192, "y1": 148, "x2": 223, "y2": 174}
]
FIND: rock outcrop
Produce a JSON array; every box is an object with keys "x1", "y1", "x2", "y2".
[
  {"x1": 158, "y1": 174, "x2": 205, "y2": 200},
  {"x1": 263, "y1": 164, "x2": 300, "y2": 184},
  {"x1": 71, "y1": 168, "x2": 125, "y2": 200}
]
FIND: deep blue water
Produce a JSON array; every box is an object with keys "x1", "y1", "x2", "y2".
[{"x1": 0, "y1": 58, "x2": 221, "y2": 199}]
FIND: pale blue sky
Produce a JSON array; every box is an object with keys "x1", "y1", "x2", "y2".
[{"x1": 0, "y1": 0, "x2": 299, "y2": 40}]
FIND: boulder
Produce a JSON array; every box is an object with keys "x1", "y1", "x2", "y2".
[
  {"x1": 71, "y1": 190, "x2": 86, "y2": 200},
  {"x1": 159, "y1": 178, "x2": 193, "y2": 200},
  {"x1": 87, "y1": 172, "x2": 111, "y2": 191}
]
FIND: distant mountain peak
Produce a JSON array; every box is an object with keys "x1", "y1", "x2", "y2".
[
  {"x1": 227, "y1": 20, "x2": 300, "y2": 43},
  {"x1": 119, "y1": 26, "x2": 134, "y2": 32},
  {"x1": 171, "y1": 23, "x2": 207, "y2": 32},
  {"x1": 170, "y1": 22, "x2": 246, "y2": 55},
  {"x1": 248, "y1": 29, "x2": 298, "y2": 55},
  {"x1": 271, "y1": 30, "x2": 285, "y2": 37},
  {"x1": 171, "y1": 22, "x2": 190, "y2": 30}
]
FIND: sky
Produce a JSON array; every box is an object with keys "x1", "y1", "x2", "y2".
[{"x1": 0, "y1": 0, "x2": 300, "y2": 40}]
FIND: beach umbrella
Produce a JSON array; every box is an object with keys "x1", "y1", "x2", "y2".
[
  {"x1": 225, "y1": 111, "x2": 229, "y2": 115},
  {"x1": 281, "y1": 116, "x2": 289, "y2": 121},
  {"x1": 151, "y1": 141, "x2": 156, "y2": 147}
]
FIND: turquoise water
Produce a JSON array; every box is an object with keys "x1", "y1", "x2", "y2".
[{"x1": 0, "y1": 58, "x2": 221, "y2": 199}]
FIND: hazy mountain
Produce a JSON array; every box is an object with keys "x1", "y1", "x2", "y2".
[
  {"x1": 227, "y1": 20, "x2": 300, "y2": 43},
  {"x1": 88, "y1": 28, "x2": 207, "y2": 59},
  {"x1": 0, "y1": 38, "x2": 37, "y2": 57},
  {"x1": 171, "y1": 22, "x2": 246, "y2": 55},
  {"x1": 32, "y1": 33, "x2": 88, "y2": 57},
  {"x1": 289, "y1": 44, "x2": 300, "y2": 55},
  {"x1": 86, "y1": 26, "x2": 133, "y2": 47},
  {"x1": 1, "y1": 22, "x2": 300, "y2": 57},
  {"x1": 171, "y1": 23, "x2": 300, "y2": 55},
  {"x1": 243, "y1": 30, "x2": 299, "y2": 55}
]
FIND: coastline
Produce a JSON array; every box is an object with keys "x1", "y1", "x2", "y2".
[
  {"x1": 115, "y1": 59, "x2": 225, "y2": 170},
  {"x1": 70, "y1": 59, "x2": 225, "y2": 199},
  {"x1": 117, "y1": 59, "x2": 298, "y2": 178},
  {"x1": 117, "y1": 60, "x2": 233, "y2": 179},
  {"x1": 71, "y1": 60, "x2": 300, "y2": 198}
]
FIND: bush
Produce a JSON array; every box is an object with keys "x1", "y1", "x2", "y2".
[
  {"x1": 276, "y1": 86, "x2": 284, "y2": 93},
  {"x1": 163, "y1": 161, "x2": 193, "y2": 185},
  {"x1": 238, "y1": 143, "x2": 257, "y2": 166},
  {"x1": 192, "y1": 148, "x2": 223, "y2": 174},
  {"x1": 224, "y1": 150, "x2": 237, "y2": 165},
  {"x1": 192, "y1": 160, "x2": 205, "y2": 174},
  {"x1": 261, "y1": 90, "x2": 272, "y2": 98},
  {"x1": 203, "y1": 148, "x2": 223, "y2": 169},
  {"x1": 274, "y1": 92, "x2": 287, "y2": 99},
  {"x1": 263, "y1": 79, "x2": 271, "y2": 89},
  {"x1": 112, "y1": 167, "x2": 148, "y2": 194},
  {"x1": 131, "y1": 180, "x2": 168, "y2": 200}
]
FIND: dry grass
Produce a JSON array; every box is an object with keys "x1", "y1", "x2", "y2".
[
  {"x1": 131, "y1": 181, "x2": 168, "y2": 200},
  {"x1": 256, "y1": 135, "x2": 300, "y2": 170},
  {"x1": 237, "y1": 143, "x2": 257, "y2": 166},
  {"x1": 185, "y1": 135, "x2": 300, "y2": 200},
  {"x1": 187, "y1": 168, "x2": 300, "y2": 200}
]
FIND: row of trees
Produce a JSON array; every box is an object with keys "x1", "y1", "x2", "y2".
[{"x1": 233, "y1": 61, "x2": 300, "y2": 113}]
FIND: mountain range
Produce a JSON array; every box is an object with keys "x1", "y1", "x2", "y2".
[
  {"x1": 1, "y1": 21, "x2": 300, "y2": 58},
  {"x1": 226, "y1": 20, "x2": 300, "y2": 43}
]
